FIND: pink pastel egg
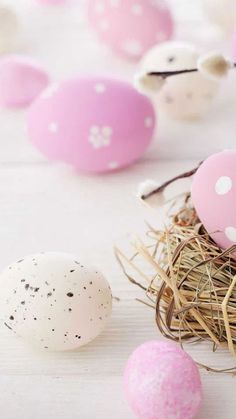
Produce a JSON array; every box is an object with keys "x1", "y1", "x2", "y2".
[
  {"x1": 124, "y1": 341, "x2": 202, "y2": 419},
  {"x1": 0, "y1": 55, "x2": 50, "y2": 109},
  {"x1": 27, "y1": 77, "x2": 156, "y2": 173},
  {"x1": 87, "y1": 0, "x2": 174, "y2": 60},
  {"x1": 192, "y1": 150, "x2": 236, "y2": 251}
]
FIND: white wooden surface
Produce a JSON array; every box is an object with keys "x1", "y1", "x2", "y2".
[{"x1": 0, "y1": 1, "x2": 236, "y2": 418}]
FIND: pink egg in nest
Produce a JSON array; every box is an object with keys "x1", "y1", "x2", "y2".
[
  {"x1": 192, "y1": 150, "x2": 236, "y2": 251},
  {"x1": 87, "y1": 0, "x2": 174, "y2": 60},
  {"x1": 27, "y1": 77, "x2": 156, "y2": 173},
  {"x1": 124, "y1": 340, "x2": 202, "y2": 419},
  {"x1": 0, "y1": 55, "x2": 50, "y2": 109}
]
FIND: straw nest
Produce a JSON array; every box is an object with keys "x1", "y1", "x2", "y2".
[{"x1": 116, "y1": 193, "x2": 236, "y2": 360}]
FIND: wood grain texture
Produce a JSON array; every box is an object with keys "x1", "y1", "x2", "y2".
[{"x1": 0, "y1": 1, "x2": 235, "y2": 418}]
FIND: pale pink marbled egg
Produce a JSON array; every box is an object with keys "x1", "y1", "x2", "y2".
[
  {"x1": 0, "y1": 55, "x2": 50, "y2": 109},
  {"x1": 87, "y1": 0, "x2": 174, "y2": 60},
  {"x1": 124, "y1": 341, "x2": 202, "y2": 419},
  {"x1": 27, "y1": 77, "x2": 156, "y2": 173},
  {"x1": 192, "y1": 150, "x2": 236, "y2": 251}
]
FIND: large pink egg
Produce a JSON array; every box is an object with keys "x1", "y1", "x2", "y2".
[
  {"x1": 0, "y1": 55, "x2": 50, "y2": 109},
  {"x1": 87, "y1": 0, "x2": 174, "y2": 60},
  {"x1": 192, "y1": 150, "x2": 236, "y2": 250},
  {"x1": 27, "y1": 77, "x2": 156, "y2": 173},
  {"x1": 124, "y1": 341, "x2": 202, "y2": 419}
]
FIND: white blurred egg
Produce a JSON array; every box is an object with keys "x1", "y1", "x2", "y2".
[
  {"x1": 0, "y1": 252, "x2": 112, "y2": 351},
  {"x1": 203, "y1": 0, "x2": 236, "y2": 33},
  {"x1": 140, "y1": 41, "x2": 219, "y2": 120},
  {"x1": 0, "y1": 6, "x2": 19, "y2": 54}
]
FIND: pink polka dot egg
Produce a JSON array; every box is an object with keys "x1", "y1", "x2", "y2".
[
  {"x1": 27, "y1": 77, "x2": 156, "y2": 173},
  {"x1": 87, "y1": 0, "x2": 174, "y2": 60},
  {"x1": 192, "y1": 150, "x2": 236, "y2": 251},
  {"x1": 124, "y1": 340, "x2": 202, "y2": 419}
]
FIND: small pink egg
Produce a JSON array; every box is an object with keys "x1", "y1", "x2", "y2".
[
  {"x1": 192, "y1": 150, "x2": 236, "y2": 251},
  {"x1": 87, "y1": 0, "x2": 174, "y2": 60},
  {"x1": 124, "y1": 341, "x2": 202, "y2": 419},
  {"x1": 0, "y1": 55, "x2": 50, "y2": 109},
  {"x1": 27, "y1": 77, "x2": 156, "y2": 173}
]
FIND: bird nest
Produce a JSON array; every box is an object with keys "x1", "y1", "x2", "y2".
[{"x1": 116, "y1": 193, "x2": 236, "y2": 360}]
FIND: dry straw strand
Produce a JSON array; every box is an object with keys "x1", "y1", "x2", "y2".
[{"x1": 116, "y1": 194, "x2": 236, "y2": 360}]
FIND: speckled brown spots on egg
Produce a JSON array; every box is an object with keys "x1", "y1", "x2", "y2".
[{"x1": 0, "y1": 252, "x2": 112, "y2": 351}]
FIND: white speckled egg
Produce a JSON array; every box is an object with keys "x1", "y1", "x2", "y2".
[
  {"x1": 140, "y1": 41, "x2": 219, "y2": 120},
  {"x1": 0, "y1": 252, "x2": 112, "y2": 351}
]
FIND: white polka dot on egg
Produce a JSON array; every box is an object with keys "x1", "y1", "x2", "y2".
[
  {"x1": 215, "y1": 176, "x2": 232, "y2": 195},
  {"x1": 94, "y1": 83, "x2": 106, "y2": 94},
  {"x1": 49, "y1": 122, "x2": 58, "y2": 133},
  {"x1": 225, "y1": 226, "x2": 236, "y2": 243}
]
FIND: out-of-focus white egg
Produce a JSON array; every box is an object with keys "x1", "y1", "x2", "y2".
[
  {"x1": 140, "y1": 41, "x2": 219, "y2": 120},
  {"x1": 0, "y1": 252, "x2": 112, "y2": 351},
  {"x1": 0, "y1": 6, "x2": 19, "y2": 54},
  {"x1": 203, "y1": 0, "x2": 236, "y2": 33}
]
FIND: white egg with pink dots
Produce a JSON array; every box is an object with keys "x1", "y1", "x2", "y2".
[
  {"x1": 87, "y1": 0, "x2": 174, "y2": 60},
  {"x1": 27, "y1": 76, "x2": 156, "y2": 173},
  {"x1": 192, "y1": 150, "x2": 236, "y2": 251}
]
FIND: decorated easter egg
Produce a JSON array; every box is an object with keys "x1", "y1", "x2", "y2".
[
  {"x1": 0, "y1": 55, "x2": 50, "y2": 108},
  {"x1": 192, "y1": 150, "x2": 236, "y2": 251},
  {"x1": 140, "y1": 41, "x2": 219, "y2": 119},
  {"x1": 0, "y1": 6, "x2": 19, "y2": 54},
  {"x1": 0, "y1": 252, "x2": 112, "y2": 351},
  {"x1": 124, "y1": 340, "x2": 202, "y2": 419},
  {"x1": 27, "y1": 77, "x2": 156, "y2": 173},
  {"x1": 87, "y1": 0, "x2": 173, "y2": 60},
  {"x1": 203, "y1": 0, "x2": 236, "y2": 33}
]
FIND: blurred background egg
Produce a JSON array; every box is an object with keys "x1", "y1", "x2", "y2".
[
  {"x1": 140, "y1": 41, "x2": 219, "y2": 119},
  {"x1": 0, "y1": 55, "x2": 50, "y2": 108},
  {"x1": 0, "y1": 5, "x2": 19, "y2": 54},
  {"x1": 124, "y1": 340, "x2": 202, "y2": 419},
  {"x1": 27, "y1": 76, "x2": 156, "y2": 173},
  {"x1": 203, "y1": 0, "x2": 236, "y2": 34},
  {"x1": 0, "y1": 252, "x2": 112, "y2": 351},
  {"x1": 87, "y1": 0, "x2": 174, "y2": 61},
  {"x1": 192, "y1": 150, "x2": 236, "y2": 251}
]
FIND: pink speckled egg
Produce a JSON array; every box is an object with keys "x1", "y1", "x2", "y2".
[
  {"x1": 192, "y1": 150, "x2": 236, "y2": 251},
  {"x1": 27, "y1": 77, "x2": 156, "y2": 173},
  {"x1": 124, "y1": 341, "x2": 202, "y2": 419},
  {"x1": 0, "y1": 55, "x2": 50, "y2": 109},
  {"x1": 87, "y1": 0, "x2": 173, "y2": 60}
]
